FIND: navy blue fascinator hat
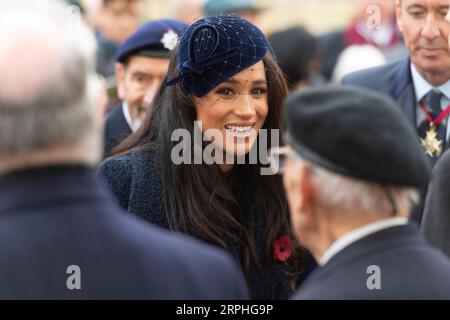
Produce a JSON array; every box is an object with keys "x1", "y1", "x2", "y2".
[{"x1": 166, "y1": 14, "x2": 269, "y2": 97}]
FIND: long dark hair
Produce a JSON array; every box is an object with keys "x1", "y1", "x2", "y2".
[{"x1": 114, "y1": 48, "x2": 305, "y2": 288}]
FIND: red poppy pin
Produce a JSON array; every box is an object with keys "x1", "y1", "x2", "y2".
[{"x1": 273, "y1": 236, "x2": 292, "y2": 262}]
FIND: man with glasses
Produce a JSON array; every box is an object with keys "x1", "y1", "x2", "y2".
[
  {"x1": 103, "y1": 19, "x2": 187, "y2": 157},
  {"x1": 273, "y1": 86, "x2": 450, "y2": 299}
]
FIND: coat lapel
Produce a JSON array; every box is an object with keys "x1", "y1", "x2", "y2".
[{"x1": 391, "y1": 58, "x2": 417, "y2": 127}]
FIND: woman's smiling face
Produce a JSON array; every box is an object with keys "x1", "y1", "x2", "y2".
[{"x1": 194, "y1": 61, "x2": 269, "y2": 163}]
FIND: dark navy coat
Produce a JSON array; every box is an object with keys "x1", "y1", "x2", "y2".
[
  {"x1": 98, "y1": 151, "x2": 308, "y2": 300},
  {"x1": 422, "y1": 149, "x2": 450, "y2": 258},
  {"x1": 0, "y1": 165, "x2": 248, "y2": 299},
  {"x1": 294, "y1": 224, "x2": 450, "y2": 299}
]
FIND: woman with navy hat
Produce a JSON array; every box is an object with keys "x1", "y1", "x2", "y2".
[{"x1": 98, "y1": 14, "x2": 310, "y2": 299}]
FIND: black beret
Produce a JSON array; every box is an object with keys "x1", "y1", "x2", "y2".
[
  {"x1": 283, "y1": 85, "x2": 431, "y2": 187},
  {"x1": 166, "y1": 14, "x2": 269, "y2": 97},
  {"x1": 116, "y1": 19, "x2": 188, "y2": 63}
]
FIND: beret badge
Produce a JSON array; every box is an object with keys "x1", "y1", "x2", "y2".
[{"x1": 161, "y1": 29, "x2": 180, "y2": 51}]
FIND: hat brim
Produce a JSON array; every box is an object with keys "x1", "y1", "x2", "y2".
[
  {"x1": 134, "y1": 49, "x2": 171, "y2": 59},
  {"x1": 118, "y1": 49, "x2": 171, "y2": 62}
]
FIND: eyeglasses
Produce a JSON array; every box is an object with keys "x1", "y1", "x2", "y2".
[{"x1": 268, "y1": 146, "x2": 301, "y2": 175}]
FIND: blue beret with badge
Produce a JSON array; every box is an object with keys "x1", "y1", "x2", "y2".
[
  {"x1": 166, "y1": 14, "x2": 269, "y2": 97},
  {"x1": 116, "y1": 19, "x2": 188, "y2": 63}
]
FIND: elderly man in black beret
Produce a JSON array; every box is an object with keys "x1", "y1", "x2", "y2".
[
  {"x1": 103, "y1": 19, "x2": 187, "y2": 157},
  {"x1": 276, "y1": 86, "x2": 450, "y2": 299}
]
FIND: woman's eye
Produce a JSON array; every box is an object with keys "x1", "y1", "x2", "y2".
[
  {"x1": 218, "y1": 88, "x2": 235, "y2": 97},
  {"x1": 252, "y1": 88, "x2": 267, "y2": 96}
]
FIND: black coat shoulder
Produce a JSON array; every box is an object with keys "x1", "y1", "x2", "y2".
[
  {"x1": 293, "y1": 225, "x2": 450, "y2": 299},
  {"x1": 422, "y1": 150, "x2": 450, "y2": 258},
  {"x1": 0, "y1": 167, "x2": 248, "y2": 299},
  {"x1": 97, "y1": 151, "x2": 167, "y2": 227},
  {"x1": 97, "y1": 154, "x2": 133, "y2": 210}
]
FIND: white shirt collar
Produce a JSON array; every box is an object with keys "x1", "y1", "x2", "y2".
[
  {"x1": 122, "y1": 102, "x2": 138, "y2": 132},
  {"x1": 319, "y1": 217, "x2": 408, "y2": 266},
  {"x1": 410, "y1": 63, "x2": 450, "y2": 103}
]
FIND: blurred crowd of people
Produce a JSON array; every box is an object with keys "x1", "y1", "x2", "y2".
[
  {"x1": 2, "y1": 0, "x2": 450, "y2": 300},
  {"x1": 70, "y1": 0, "x2": 407, "y2": 118}
]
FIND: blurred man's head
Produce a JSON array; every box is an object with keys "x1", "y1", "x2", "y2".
[
  {"x1": 356, "y1": 0, "x2": 396, "y2": 23},
  {"x1": 115, "y1": 19, "x2": 187, "y2": 129},
  {"x1": 0, "y1": 0, "x2": 102, "y2": 172},
  {"x1": 396, "y1": 0, "x2": 450, "y2": 85},
  {"x1": 203, "y1": 0, "x2": 263, "y2": 25},
  {"x1": 277, "y1": 86, "x2": 431, "y2": 261},
  {"x1": 168, "y1": 0, "x2": 206, "y2": 24},
  {"x1": 97, "y1": 0, "x2": 143, "y2": 44}
]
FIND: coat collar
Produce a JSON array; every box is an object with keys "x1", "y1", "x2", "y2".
[
  {"x1": 306, "y1": 224, "x2": 421, "y2": 282},
  {"x1": 391, "y1": 57, "x2": 417, "y2": 126},
  {"x1": 0, "y1": 165, "x2": 111, "y2": 214}
]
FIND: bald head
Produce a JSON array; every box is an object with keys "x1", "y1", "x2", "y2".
[
  {"x1": 0, "y1": 0, "x2": 101, "y2": 169},
  {"x1": 0, "y1": 0, "x2": 95, "y2": 103}
]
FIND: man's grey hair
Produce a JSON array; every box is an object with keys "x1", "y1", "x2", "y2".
[
  {"x1": 306, "y1": 159, "x2": 419, "y2": 217},
  {"x1": 0, "y1": 0, "x2": 101, "y2": 164}
]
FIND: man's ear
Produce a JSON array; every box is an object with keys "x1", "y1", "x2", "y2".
[
  {"x1": 395, "y1": 0, "x2": 403, "y2": 33},
  {"x1": 115, "y1": 63, "x2": 126, "y2": 100},
  {"x1": 298, "y1": 164, "x2": 314, "y2": 215}
]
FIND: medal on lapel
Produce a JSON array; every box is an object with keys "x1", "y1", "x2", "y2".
[
  {"x1": 421, "y1": 124, "x2": 443, "y2": 157},
  {"x1": 419, "y1": 100, "x2": 450, "y2": 158}
]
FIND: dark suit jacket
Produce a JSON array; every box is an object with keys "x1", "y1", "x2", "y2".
[
  {"x1": 342, "y1": 58, "x2": 417, "y2": 126},
  {"x1": 294, "y1": 224, "x2": 450, "y2": 299},
  {"x1": 103, "y1": 103, "x2": 132, "y2": 158},
  {"x1": 422, "y1": 150, "x2": 450, "y2": 258},
  {"x1": 341, "y1": 58, "x2": 427, "y2": 225},
  {"x1": 0, "y1": 165, "x2": 248, "y2": 299}
]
